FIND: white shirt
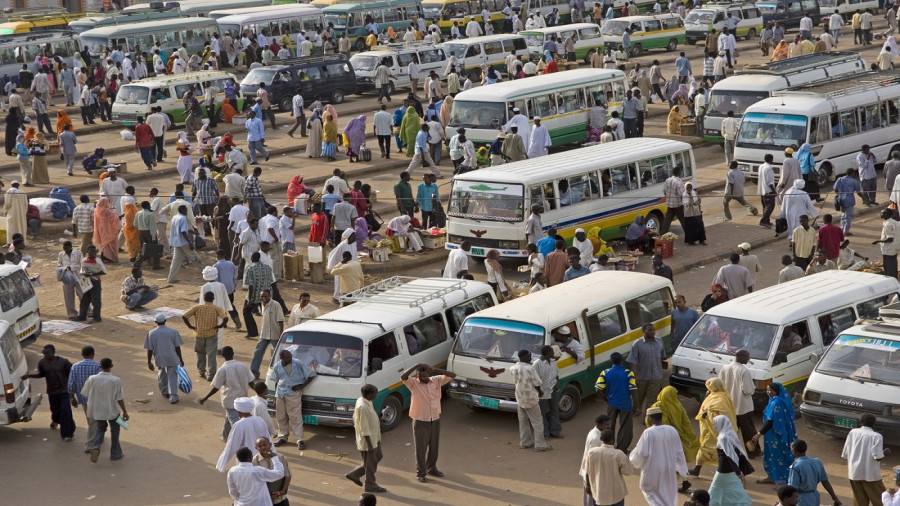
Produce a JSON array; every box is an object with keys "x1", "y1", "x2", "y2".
[
  {"x1": 443, "y1": 248, "x2": 468, "y2": 278},
  {"x1": 718, "y1": 361, "x2": 754, "y2": 415},
  {"x1": 81, "y1": 371, "x2": 124, "y2": 421},
  {"x1": 842, "y1": 426, "x2": 885, "y2": 481},
  {"x1": 373, "y1": 110, "x2": 392, "y2": 136},
  {"x1": 291, "y1": 94, "x2": 304, "y2": 117},
  {"x1": 799, "y1": 16, "x2": 813, "y2": 31},
  {"x1": 580, "y1": 427, "x2": 603, "y2": 477},
  {"x1": 227, "y1": 458, "x2": 284, "y2": 505},
  {"x1": 830, "y1": 13, "x2": 844, "y2": 29},
  {"x1": 286, "y1": 303, "x2": 321, "y2": 327},
  {"x1": 758, "y1": 162, "x2": 776, "y2": 196},
  {"x1": 228, "y1": 205, "x2": 249, "y2": 232},
  {"x1": 323, "y1": 175, "x2": 350, "y2": 195},
  {"x1": 223, "y1": 173, "x2": 246, "y2": 199},
  {"x1": 210, "y1": 360, "x2": 253, "y2": 409}
]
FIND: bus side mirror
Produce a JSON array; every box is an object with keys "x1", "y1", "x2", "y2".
[
  {"x1": 371, "y1": 358, "x2": 383, "y2": 372},
  {"x1": 773, "y1": 351, "x2": 788, "y2": 366},
  {"x1": 808, "y1": 352, "x2": 819, "y2": 364}
]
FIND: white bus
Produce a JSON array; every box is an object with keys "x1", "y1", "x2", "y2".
[
  {"x1": 703, "y1": 51, "x2": 867, "y2": 142},
  {"x1": 78, "y1": 17, "x2": 218, "y2": 56},
  {"x1": 734, "y1": 69, "x2": 900, "y2": 184},
  {"x1": 446, "y1": 68, "x2": 627, "y2": 147},
  {"x1": 121, "y1": 0, "x2": 273, "y2": 16},
  {"x1": 446, "y1": 138, "x2": 694, "y2": 258},
  {"x1": 208, "y1": 4, "x2": 302, "y2": 20},
  {"x1": 447, "y1": 271, "x2": 674, "y2": 420},
  {"x1": 214, "y1": 6, "x2": 324, "y2": 47},
  {"x1": 0, "y1": 31, "x2": 79, "y2": 78},
  {"x1": 520, "y1": 22, "x2": 604, "y2": 63}
]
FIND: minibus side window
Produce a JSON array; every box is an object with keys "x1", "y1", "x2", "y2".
[
  {"x1": 587, "y1": 306, "x2": 626, "y2": 346},
  {"x1": 817, "y1": 308, "x2": 855, "y2": 347},
  {"x1": 565, "y1": 173, "x2": 594, "y2": 205},
  {"x1": 809, "y1": 115, "x2": 831, "y2": 144},
  {"x1": 777, "y1": 322, "x2": 810, "y2": 353},
  {"x1": 529, "y1": 184, "x2": 553, "y2": 210},
  {"x1": 625, "y1": 289, "x2": 672, "y2": 330},
  {"x1": 840, "y1": 109, "x2": 859, "y2": 137},
  {"x1": 674, "y1": 151, "x2": 693, "y2": 178},
  {"x1": 446, "y1": 293, "x2": 496, "y2": 335},
  {"x1": 404, "y1": 315, "x2": 448, "y2": 355},
  {"x1": 368, "y1": 332, "x2": 400, "y2": 372},
  {"x1": 857, "y1": 294, "x2": 894, "y2": 319}
]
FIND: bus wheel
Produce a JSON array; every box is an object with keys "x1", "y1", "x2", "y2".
[
  {"x1": 558, "y1": 384, "x2": 581, "y2": 421},
  {"x1": 355, "y1": 38, "x2": 366, "y2": 52},
  {"x1": 630, "y1": 44, "x2": 643, "y2": 57},
  {"x1": 215, "y1": 107, "x2": 225, "y2": 123},
  {"x1": 379, "y1": 395, "x2": 403, "y2": 431},
  {"x1": 645, "y1": 210, "x2": 664, "y2": 232},
  {"x1": 816, "y1": 162, "x2": 832, "y2": 187},
  {"x1": 666, "y1": 39, "x2": 677, "y2": 52},
  {"x1": 746, "y1": 28, "x2": 757, "y2": 40}
]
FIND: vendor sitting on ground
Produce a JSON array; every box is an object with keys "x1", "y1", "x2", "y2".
[{"x1": 121, "y1": 267, "x2": 159, "y2": 310}]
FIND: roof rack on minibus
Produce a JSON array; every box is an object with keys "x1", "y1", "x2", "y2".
[{"x1": 340, "y1": 276, "x2": 471, "y2": 315}]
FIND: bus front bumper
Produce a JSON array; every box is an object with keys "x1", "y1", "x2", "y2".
[
  {"x1": 800, "y1": 403, "x2": 900, "y2": 445},
  {"x1": 448, "y1": 389, "x2": 518, "y2": 412}
]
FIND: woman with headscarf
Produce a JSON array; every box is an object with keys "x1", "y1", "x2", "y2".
[
  {"x1": 82, "y1": 147, "x2": 105, "y2": 175},
  {"x1": 94, "y1": 63, "x2": 105, "y2": 86},
  {"x1": 93, "y1": 197, "x2": 120, "y2": 263},
  {"x1": 306, "y1": 109, "x2": 323, "y2": 158},
  {"x1": 670, "y1": 84, "x2": 690, "y2": 107},
  {"x1": 689, "y1": 377, "x2": 739, "y2": 478},
  {"x1": 354, "y1": 216, "x2": 369, "y2": 252},
  {"x1": 4, "y1": 107, "x2": 21, "y2": 156},
  {"x1": 196, "y1": 123, "x2": 213, "y2": 147},
  {"x1": 327, "y1": 228, "x2": 358, "y2": 302},
  {"x1": 29, "y1": 132, "x2": 49, "y2": 185},
  {"x1": 667, "y1": 106, "x2": 684, "y2": 135},
  {"x1": 322, "y1": 113, "x2": 338, "y2": 161},
  {"x1": 750, "y1": 382, "x2": 797, "y2": 485},
  {"x1": 796, "y1": 143, "x2": 820, "y2": 201},
  {"x1": 485, "y1": 66, "x2": 502, "y2": 84},
  {"x1": 214, "y1": 133, "x2": 236, "y2": 162},
  {"x1": 23, "y1": 126, "x2": 36, "y2": 145},
  {"x1": 386, "y1": 215, "x2": 423, "y2": 253},
  {"x1": 649, "y1": 385, "x2": 700, "y2": 494},
  {"x1": 707, "y1": 415, "x2": 753, "y2": 506},
  {"x1": 683, "y1": 181, "x2": 707, "y2": 245},
  {"x1": 324, "y1": 104, "x2": 339, "y2": 125},
  {"x1": 399, "y1": 106, "x2": 421, "y2": 157},
  {"x1": 779, "y1": 179, "x2": 818, "y2": 241},
  {"x1": 771, "y1": 40, "x2": 789, "y2": 61},
  {"x1": 701, "y1": 283, "x2": 730, "y2": 311},
  {"x1": 484, "y1": 249, "x2": 511, "y2": 300},
  {"x1": 176, "y1": 131, "x2": 193, "y2": 184},
  {"x1": 885, "y1": 35, "x2": 900, "y2": 59},
  {"x1": 625, "y1": 215, "x2": 655, "y2": 253},
  {"x1": 343, "y1": 115, "x2": 367, "y2": 162},
  {"x1": 56, "y1": 110, "x2": 72, "y2": 141},
  {"x1": 287, "y1": 175, "x2": 313, "y2": 208},
  {"x1": 221, "y1": 98, "x2": 237, "y2": 124},
  {"x1": 122, "y1": 202, "x2": 140, "y2": 262},
  {"x1": 587, "y1": 227, "x2": 615, "y2": 257},
  {"x1": 440, "y1": 95, "x2": 454, "y2": 127}
]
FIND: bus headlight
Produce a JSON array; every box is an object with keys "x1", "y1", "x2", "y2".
[
  {"x1": 335, "y1": 403, "x2": 354, "y2": 413},
  {"x1": 674, "y1": 366, "x2": 690, "y2": 377},
  {"x1": 803, "y1": 390, "x2": 821, "y2": 405},
  {"x1": 888, "y1": 406, "x2": 900, "y2": 417},
  {"x1": 458, "y1": 380, "x2": 467, "y2": 389},
  {"x1": 450, "y1": 380, "x2": 459, "y2": 388},
  {"x1": 737, "y1": 164, "x2": 751, "y2": 172},
  {"x1": 498, "y1": 240, "x2": 519, "y2": 249}
]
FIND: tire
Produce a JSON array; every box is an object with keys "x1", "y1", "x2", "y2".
[
  {"x1": 746, "y1": 28, "x2": 757, "y2": 40},
  {"x1": 278, "y1": 96, "x2": 292, "y2": 112},
  {"x1": 558, "y1": 383, "x2": 582, "y2": 421},
  {"x1": 355, "y1": 38, "x2": 366, "y2": 52},
  {"x1": 645, "y1": 210, "x2": 664, "y2": 232},
  {"x1": 330, "y1": 89, "x2": 345, "y2": 104},
  {"x1": 386, "y1": 81, "x2": 395, "y2": 96},
  {"x1": 215, "y1": 106, "x2": 225, "y2": 123},
  {"x1": 379, "y1": 395, "x2": 403, "y2": 432},
  {"x1": 165, "y1": 113, "x2": 175, "y2": 126},
  {"x1": 666, "y1": 39, "x2": 677, "y2": 52},
  {"x1": 816, "y1": 162, "x2": 832, "y2": 187},
  {"x1": 630, "y1": 44, "x2": 643, "y2": 57}
]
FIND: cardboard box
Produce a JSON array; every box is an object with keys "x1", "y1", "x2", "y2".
[
  {"x1": 109, "y1": 161, "x2": 128, "y2": 174},
  {"x1": 372, "y1": 247, "x2": 390, "y2": 262},
  {"x1": 422, "y1": 234, "x2": 446, "y2": 250}
]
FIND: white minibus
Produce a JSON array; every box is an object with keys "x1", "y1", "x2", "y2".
[
  {"x1": 520, "y1": 23, "x2": 604, "y2": 62},
  {"x1": 447, "y1": 138, "x2": 694, "y2": 258},
  {"x1": 703, "y1": 51, "x2": 866, "y2": 142},
  {"x1": 734, "y1": 69, "x2": 900, "y2": 184},
  {"x1": 350, "y1": 43, "x2": 447, "y2": 95},
  {"x1": 440, "y1": 34, "x2": 529, "y2": 78},
  {"x1": 214, "y1": 6, "x2": 324, "y2": 49},
  {"x1": 448, "y1": 271, "x2": 674, "y2": 420}
]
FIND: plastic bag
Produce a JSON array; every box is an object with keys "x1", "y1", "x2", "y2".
[
  {"x1": 120, "y1": 129, "x2": 134, "y2": 140},
  {"x1": 177, "y1": 366, "x2": 192, "y2": 394}
]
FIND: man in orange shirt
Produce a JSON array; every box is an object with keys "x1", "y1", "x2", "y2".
[{"x1": 400, "y1": 363, "x2": 456, "y2": 483}]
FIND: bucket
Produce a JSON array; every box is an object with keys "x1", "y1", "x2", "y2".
[{"x1": 307, "y1": 245, "x2": 323, "y2": 263}]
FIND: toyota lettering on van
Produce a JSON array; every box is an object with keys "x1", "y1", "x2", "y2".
[{"x1": 838, "y1": 398, "x2": 863, "y2": 408}]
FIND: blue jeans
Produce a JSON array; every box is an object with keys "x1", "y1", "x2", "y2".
[
  {"x1": 223, "y1": 407, "x2": 239, "y2": 440},
  {"x1": 93, "y1": 418, "x2": 123, "y2": 459},
  {"x1": 539, "y1": 390, "x2": 562, "y2": 437},
  {"x1": 125, "y1": 290, "x2": 158, "y2": 309},
  {"x1": 250, "y1": 338, "x2": 277, "y2": 379},
  {"x1": 247, "y1": 139, "x2": 269, "y2": 164},
  {"x1": 138, "y1": 146, "x2": 155, "y2": 169},
  {"x1": 841, "y1": 205, "x2": 855, "y2": 234}
]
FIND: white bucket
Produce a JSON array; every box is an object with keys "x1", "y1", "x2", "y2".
[{"x1": 307, "y1": 245, "x2": 323, "y2": 263}]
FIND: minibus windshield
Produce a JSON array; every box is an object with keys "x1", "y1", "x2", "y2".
[
  {"x1": 816, "y1": 334, "x2": 900, "y2": 386},
  {"x1": 681, "y1": 314, "x2": 777, "y2": 360}
]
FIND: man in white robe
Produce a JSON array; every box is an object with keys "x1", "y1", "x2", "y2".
[
  {"x1": 527, "y1": 117, "x2": 552, "y2": 158},
  {"x1": 201, "y1": 266, "x2": 234, "y2": 351},
  {"x1": 572, "y1": 228, "x2": 594, "y2": 267},
  {"x1": 629, "y1": 407, "x2": 688, "y2": 506},
  {"x1": 443, "y1": 242, "x2": 470, "y2": 278},
  {"x1": 3, "y1": 181, "x2": 27, "y2": 245},
  {"x1": 100, "y1": 168, "x2": 128, "y2": 216},
  {"x1": 326, "y1": 229, "x2": 358, "y2": 302},
  {"x1": 216, "y1": 397, "x2": 272, "y2": 472},
  {"x1": 779, "y1": 179, "x2": 818, "y2": 240},
  {"x1": 502, "y1": 108, "x2": 531, "y2": 151}
]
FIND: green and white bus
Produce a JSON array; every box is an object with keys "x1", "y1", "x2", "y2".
[
  {"x1": 447, "y1": 271, "x2": 675, "y2": 420},
  {"x1": 446, "y1": 68, "x2": 627, "y2": 147},
  {"x1": 111, "y1": 70, "x2": 244, "y2": 125},
  {"x1": 120, "y1": 0, "x2": 272, "y2": 16},
  {"x1": 214, "y1": 5, "x2": 324, "y2": 49},
  {"x1": 601, "y1": 12, "x2": 685, "y2": 57},
  {"x1": 521, "y1": 23, "x2": 604, "y2": 62},
  {"x1": 78, "y1": 17, "x2": 218, "y2": 57},
  {"x1": 323, "y1": 0, "x2": 424, "y2": 52}
]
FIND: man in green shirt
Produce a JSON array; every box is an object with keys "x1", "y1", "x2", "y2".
[
  {"x1": 393, "y1": 171, "x2": 417, "y2": 217},
  {"x1": 133, "y1": 200, "x2": 160, "y2": 270}
]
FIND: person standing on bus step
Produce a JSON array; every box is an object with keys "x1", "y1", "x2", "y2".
[
  {"x1": 400, "y1": 363, "x2": 456, "y2": 482},
  {"x1": 528, "y1": 117, "x2": 551, "y2": 158},
  {"x1": 660, "y1": 165, "x2": 686, "y2": 235},
  {"x1": 721, "y1": 111, "x2": 738, "y2": 165},
  {"x1": 723, "y1": 161, "x2": 758, "y2": 221},
  {"x1": 857, "y1": 145, "x2": 878, "y2": 206}
]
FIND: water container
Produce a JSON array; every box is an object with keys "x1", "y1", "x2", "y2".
[{"x1": 307, "y1": 245, "x2": 323, "y2": 264}]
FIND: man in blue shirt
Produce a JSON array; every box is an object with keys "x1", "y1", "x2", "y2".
[
  {"x1": 787, "y1": 439, "x2": 841, "y2": 506},
  {"x1": 671, "y1": 295, "x2": 699, "y2": 347},
  {"x1": 594, "y1": 352, "x2": 638, "y2": 452},
  {"x1": 406, "y1": 123, "x2": 442, "y2": 179},
  {"x1": 564, "y1": 253, "x2": 591, "y2": 281},
  {"x1": 536, "y1": 227, "x2": 558, "y2": 258},
  {"x1": 245, "y1": 110, "x2": 270, "y2": 165},
  {"x1": 167, "y1": 205, "x2": 194, "y2": 283},
  {"x1": 416, "y1": 174, "x2": 439, "y2": 229},
  {"x1": 833, "y1": 168, "x2": 862, "y2": 235},
  {"x1": 268, "y1": 349, "x2": 316, "y2": 450},
  {"x1": 214, "y1": 249, "x2": 241, "y2": 329},
  {"x1": 675, "y1": 51, "x2": 692, "y2": 84}
]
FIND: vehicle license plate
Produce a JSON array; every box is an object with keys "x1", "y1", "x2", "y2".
[
  {"x1": 834, "y1": 416, "x2": 858, "y2": 428},
  {"x1": 478, "y1": 397, "x2": 500, "y2": 409},
  {"x1": 302, "y1": 415, "x2": 319, "y2": 425}
]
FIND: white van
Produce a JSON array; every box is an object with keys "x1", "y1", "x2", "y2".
[
  {"x1": 601, "y1": 13, "x2": 686, "y2": 57},
  {"x1": 0, "y1": 320, "x2": 42, "y2": 425},
  {"x1": 684, "y1": 2, "x2": 763, "y2": 44},
  {"x1": 520, "y1": 23, "x2": 605, "y2": 63},
  {"x1": 264, "y1": 277, "x2": 497, "y2": 431},
  {"x1": 440, "y1": 34, "x2": 530, "y2": 79},
  {"x1": 111, "y1": 70, "x2": 244, "y2": 126},
  {"x1": 448, "y1": 271, "x2": 674, "y2": 420},
  {"x1": 0, "y1": 265, "x2": 42, "y2": 344},
  {"x1": 350, "y1": 43, "x2": 448, "y2": 95},
  {"x1": 671, "y1": 271, "x2": 900, "y2": 411},
  {"x1": 800, "y1": 301, "x2": 900, "y2": 445}
]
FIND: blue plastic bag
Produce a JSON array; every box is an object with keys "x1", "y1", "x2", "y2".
[{"x1": 177, "y1": 366, "x2": 192, "y2": 394}]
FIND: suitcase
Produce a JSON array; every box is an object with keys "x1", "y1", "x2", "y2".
[
  {"x1": 359, "y1": 146, "x2": 372, "y2": 162},
  {"x1": 141, "y1": 242, "x2": 164, "y2": 258}
]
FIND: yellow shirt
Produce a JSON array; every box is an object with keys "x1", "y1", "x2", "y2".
[
  {"x1": 792, "y1": 226, "x2": 818, "y2": 259},
  {"x1": 331, "y1": 260, "x2": 365, "y2": 294},
  {"x1": 353, "y1": 397, "x2": 381, "y2": 451},
  {"x1": 851, "y1": 13, "x2": 861, "y2": 29},
  {"x1": 183, "y1": 303, "x2": 227, "y2": 338},
  {"x1": 365, "y1": 33, "x2": 377, "y2": 47}
]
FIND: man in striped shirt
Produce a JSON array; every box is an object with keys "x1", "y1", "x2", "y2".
[
  {"x1": 68, "y1": 346, "x2": 100, "y2": 453},
  {"x1": 192, "y1": 168, "x2": 219, "y2": 236}
]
